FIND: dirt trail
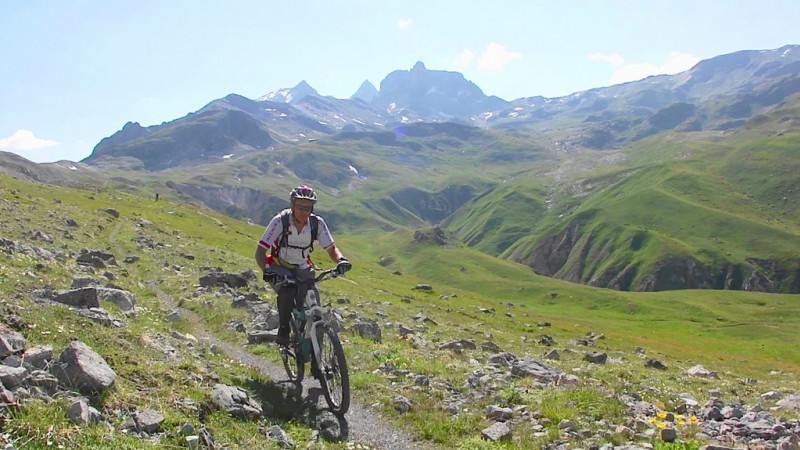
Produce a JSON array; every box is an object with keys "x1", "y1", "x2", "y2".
[
  {"x1": 148, "y1": 282, "x2": 429, "y2": 450},
  {"x1": 109, "y1": 222, "x2": 429, "y2": 449}
]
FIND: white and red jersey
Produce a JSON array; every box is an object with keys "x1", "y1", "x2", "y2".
[{"x1": 258, "y1": 210, "x2": 334, "y2": 267}]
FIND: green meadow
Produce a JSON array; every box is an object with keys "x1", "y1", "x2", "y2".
[{"x1": 1, "y1": 167, "x2": 799, "y2": 449}]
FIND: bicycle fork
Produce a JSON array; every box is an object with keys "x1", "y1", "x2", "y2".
[{"x1": 306, "y1": 305, "x2": 328, "y2": 375}]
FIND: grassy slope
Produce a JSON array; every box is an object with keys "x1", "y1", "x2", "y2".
[
  {"x1": 464, "y1": 130, "x2": 800, "y2": 290},
  {"x1": 348, "y1": 229, "x2": 800, "y2": 375},
  {"x1": 3, "y1": 173, "x2": 800, "y2": 449}
]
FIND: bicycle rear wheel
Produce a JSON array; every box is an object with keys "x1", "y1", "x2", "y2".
[
  {"x1": 317, "y1": 326, "x2": 350, "y2": 414},
  {"x1": 280, "y1": 337, "x2": 305, "y2": 383}
]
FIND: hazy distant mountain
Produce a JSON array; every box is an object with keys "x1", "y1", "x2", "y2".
[
  {"x1": 257, "y1": 80, "x2": 319, "y2": 103},
  {"x1": 351, "y1": 80, "x2": 378, "y2": 104},
  {"x1": 485, "y1": 45, "x2": 800, "y2": 147},
  {"x1": 87, "y1": 109, "x2": 275, "y2": 170},
  {"x1": 370, "y1": 61, "x2": 509, "y2": 119},
  {"x1": 83, "y1": 45, "x2": 800, "y2": 170}
]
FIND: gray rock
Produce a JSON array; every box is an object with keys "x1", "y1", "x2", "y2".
[
  {"x1": 661, "y1": 427, "x2": 678, "y2": 442},
  {"x1": 0, "y1": 324, "x2": 27, "y2": 358},
  {"x1": 397, "y1": 324, "x2": 415, "y2": 336},
  {"x1": 488, "y1": 352, "x2": 517, "y2": 367},
  {"x1": 439, "y1": 339, "x2": 476, "y2": 351},
  {"x1": 247, "y1": 330, "x2": 277, "y2": 344},
  {"x1": 70, "y1": 277, "x2": 98, "y2": 289},
  {"x1": 24, "y1": 370, "x2": 59, "y2": 394},
  {"x1": 352, "y1": 321, "x2": 382, "y2": 342},
  {"x1": 687, "y1": 364, "x2": 718, "y2": 378},
  {"x1": 481, "y1": 421, "x2": 512, "y2": 442},
  {"x1": 0, "y1": 384, "x2": 17, "y2": 410},
  {"x1": 511, "y1": 359, "x2": 564, "y2": 384},
  {"x1": 584, "y1": 351, "x2": 608, "y2": 364},
  {"x1": 76, "y1": 250, "x2": 117, "y2": 267},
  {"x1": 645, "y1": 358, "x2": 667, "y2": 370},
  {"x1": 66, "y1": 399, "x2": 101, "y2": 425},
  {"x1": 544, "y1": 349, "x2": 560, "y2": 360},
  {"x1": 265, "y1": 425, "x2": 294, "y2": 448},
  {"x1": 51, "y1": 341, "x2": 117, "y2": 394},
  {"x1": 53, "y1": 288, "x2": 100, "y2": 308},
  {"x1": 394, "y1": 395, "x2": 412, "y2": 413},
  {"x1": 2, "y1": 355, "x2": 22, "y2": 367},
  {"x1": 199, "y1": 271, "x2": 253, "y2": 289},
  {"x1": 0, "y1": 365, "x2": 28, "y2": 389},
  {"x1": 486, "y1": 405, "x2": 513, "y2": 421},
  {"x1": 185, "y1": 435, "x2": 200, "y2": 449},
  {"x1": 210, "y1": 384, "x2": 262, "y2": 420},
  {"x1": 316, "y1": 410, "x2": 343, "y2": 441},
  {"x1": 135, "y1": 409, "x2": 165, "y2": 434},
  {"x1": 100, "y1": 208, "x2": 120, "y2": 218},
  {"x1": 776, "y1": 394, "x2": 800, "y2": 412},
  {"x1": 482, "y1": 341, "x2": 501, "y2": 352},
  {"x1": 96, "y1": 287, "x2": 136, "y2": 312},
  {"x1": 75, "y1": 308, "x2": 125, "y2": 328}
]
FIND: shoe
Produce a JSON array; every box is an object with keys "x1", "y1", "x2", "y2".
[{"x1": 276, "y1": 328, "x2": 290, "y2": 347}]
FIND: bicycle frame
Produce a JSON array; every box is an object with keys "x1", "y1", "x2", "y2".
[
  {"x1": 277, "y1": 270, "x2": 337, "y2": 359},
  {"x1": 274, "y1": 268, "x2": 350, "y2": 414}
]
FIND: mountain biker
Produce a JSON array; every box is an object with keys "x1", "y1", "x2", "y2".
[{"x1": 255, "y1": 185, "x2": 352, "y2": 347}]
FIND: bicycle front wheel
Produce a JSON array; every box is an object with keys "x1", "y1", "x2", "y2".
[
  {"x1": 317, "y1": 326, "x2": 350, "y2": 414},
  {"x1": 280, "y1": 340, "x2": 305, "y2": 383}
]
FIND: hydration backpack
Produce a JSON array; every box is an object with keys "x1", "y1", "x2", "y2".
[{"x1": 272, "y1": 209, "x2": 319, "y2": 264}]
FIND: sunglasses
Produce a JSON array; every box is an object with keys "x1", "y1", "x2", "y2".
[{"x1": 293, "y1": 204, "x2": 314, "y2": 212}]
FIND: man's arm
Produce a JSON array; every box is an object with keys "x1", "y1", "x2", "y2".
[
  {"x1": 326, "y1": 243, "x2": 345, "y2": 263},
  {"x1": 255, "y1": 245, "x2": 268, "y2": 272}
]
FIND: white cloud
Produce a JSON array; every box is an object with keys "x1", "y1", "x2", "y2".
[
  {"x1": 452, "y1": 49, "x2": 476, "y2": 71},
  {"x1": 588, "y1": 52, "x2": 625, "y2": 66},
  {"x1": 397, "y1": 18, "x2": 413, "y2": 29},
  {"x1": 590, "y1": 51, "x2": 702, "y2": 84},
  {"x1": 660, "y1": 51, "x2": 702, "y2": 74},
  {"x1": 476, "y1": 42, "x2": 522, "y2": 71},
  {"x1": 0, "y1": 129, "x2": 58, "y2": 150}
]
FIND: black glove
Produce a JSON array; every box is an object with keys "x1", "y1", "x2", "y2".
[
  {"x1": 262, "y1": 267, "x2": 280, "y2": 284},
  {"x1": 336, "y1": 258, "x2": 352, "y2": 275}
]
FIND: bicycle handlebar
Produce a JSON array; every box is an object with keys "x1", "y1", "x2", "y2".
[{"x1": 273, "y1": 268, "x2": 340, "y2": 289}]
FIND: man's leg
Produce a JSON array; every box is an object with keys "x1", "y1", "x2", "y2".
[
  {"x1": 269, "y1": 266, "x2": 293, "y2": 346},
  {"x1": 275, "y1": 286, "x2": 294, "y2": 346}
]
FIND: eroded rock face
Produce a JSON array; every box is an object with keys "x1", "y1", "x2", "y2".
[{"x1": 516, "y1": 214, "x2": 799, "y2": 293}]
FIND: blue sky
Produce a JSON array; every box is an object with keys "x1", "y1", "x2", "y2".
[{"x1": 2, "y1": 1, "x2": 799, "y2": 164}]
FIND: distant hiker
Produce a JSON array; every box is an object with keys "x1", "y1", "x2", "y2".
[
  {"x1": 255, "y1": 184, "x2": 352, "y2": 346},
  {"x1": 155, "y1": 193, "x2": 159, "y2": 201}
]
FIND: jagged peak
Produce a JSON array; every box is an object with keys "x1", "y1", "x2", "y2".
[
  {"x1": 351, "y1": 79, "x2": 379, "y2": 103},
  {"x1": 257, "y1": 80, "x2": 319, "y2": 103},
  {"x1": 294, "y1": 80, "x2": 315, "y2": 91},
  {"x1": 411, "y1": 61, "x2": 427, "y2": 72}
]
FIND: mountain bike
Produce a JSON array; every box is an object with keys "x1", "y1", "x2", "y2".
[{"x1": 275, "y1": 268, "x2": 350, "y2": 415}]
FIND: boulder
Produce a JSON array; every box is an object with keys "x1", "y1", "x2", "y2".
[
  {"x1": 210, "y1": 384, "x2": 262, "y2": 420},
  {"x1": 0, "y1": 324, "x2": 27, "y2": 358},
  {"x1": 51, "y1": 341, "x2": 117, "y2": 394}
]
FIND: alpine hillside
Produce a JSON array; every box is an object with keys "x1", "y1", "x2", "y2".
[{"x1": 6, "y1": 45, "x2": 800, "y2": 293}]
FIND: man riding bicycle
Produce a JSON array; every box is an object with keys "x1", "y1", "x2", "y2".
[{"x1": 255, "y1": 185, "x2": 352, "y2": 347}]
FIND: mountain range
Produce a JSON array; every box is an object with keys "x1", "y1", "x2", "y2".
[{"x1": 3, "y1": 45, "x2": 799, "y2": 293}]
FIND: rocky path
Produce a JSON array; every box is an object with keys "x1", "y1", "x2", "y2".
[
  {"x1": 147, "y1": 280, "x2": 429, "y2": 449},
  {"x1": 109, "y1": 222, "x2": 431, "y2": 448}
]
